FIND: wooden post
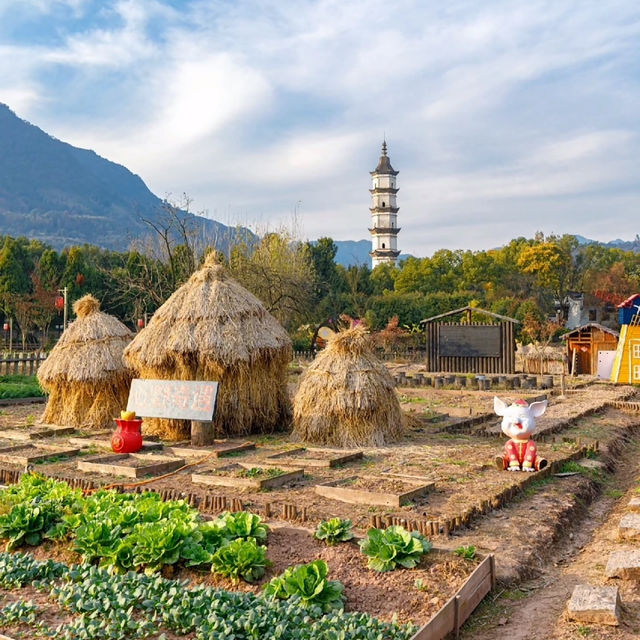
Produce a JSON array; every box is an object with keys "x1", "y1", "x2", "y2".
[{"x1": 191, "y1": 420, "x2": 215, "y2": 446}]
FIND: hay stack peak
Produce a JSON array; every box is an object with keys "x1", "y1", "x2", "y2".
[
  {"x1": 123, "y1": 260, "x2": 292, "y2": 440},
  {"x1": 37, "y1": 294, "x2": 133, "y2": 429},
  {"x1": 293, "y1": 325, "x2": 403, "y2": 447}
]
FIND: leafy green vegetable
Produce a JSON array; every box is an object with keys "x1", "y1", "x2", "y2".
[
  {"x1": 0, "y1": 551, "x2": 417, "y2": 640},
  {"x1": 73, "y1": 521, "x2": 122, "y2": 564},
  {"x1": 454, "y1": 545, "x2": 476, "y2": 560},
  {"x1": 214, "y1": 511, "x2": 269, "y2": 542},
  {"x1": 211, "y1": 537, "x2": 270, "y2": 583},
  {"x1": 314, "y1": 518, "x2": 354, "y2": 546},
  {"x1": 0, "y1": 500, "x2": 61, "y2": 550},
  {"x1": 359, "y1": 526, "x2": 432, "y2": 572},
  {"x1": 238, "y1": 467, "x2": 285, "y2": 478},
  {"x1": 263, "y1": 559, "x2": 345, "y2": 612}
]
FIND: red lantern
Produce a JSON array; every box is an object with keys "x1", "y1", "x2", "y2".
[
  {"x1": 55, "y1": 295, "x2": 65, "y2": 311},
  {"x1": 3, "y1": 323, "x2": 8, "y2": 332},
  {"x1": 137, "y1": 318, "x2": 145, "y2": 328}
]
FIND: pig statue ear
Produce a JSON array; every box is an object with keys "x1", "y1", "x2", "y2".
[
  {"x1": 528, "y1": 400, "x2": 548, "y2": 418},
  {"x1": 494, "y1": 396, "x2": 508, "y2": 416}
]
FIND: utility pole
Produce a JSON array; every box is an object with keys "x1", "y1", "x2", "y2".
[
  {"x1": 58, "y1": 287, "x2": 69, "y2": 331},
  {"x1": 9, "y1": 317, "x2": 12, "y2": 353}
]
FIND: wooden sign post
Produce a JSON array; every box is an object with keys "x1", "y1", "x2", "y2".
[{"x1": 126, "y1": 379, "x2": 219, "y2": 446}]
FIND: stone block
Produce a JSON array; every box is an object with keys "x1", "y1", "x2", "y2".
[
  {"x1": 605, "y1": 550, "x2": 640, "y2": 580},
  {"x1": 619, "y1": 513, "x2": 640, "y2": 541},
  {"x1": 566, "y1": 584, "x2": 621, "y2": 626},
  {"x1": 627, "y1": 496, "x2": 640, "y2": 512},
  {"x1": 577, "y1": 458, "x2": 606, "y2": 470}
]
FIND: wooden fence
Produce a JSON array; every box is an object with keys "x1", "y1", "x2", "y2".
[{"x1": 0, "y1": 352, "x2": 46, "y2": 376}]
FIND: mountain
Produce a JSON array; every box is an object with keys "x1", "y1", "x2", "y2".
[
  {"x1": 0, "y1": 104, "x2": 252, "y2": 251},
  {"x1": 329, "y1": 239, "x2": 413, "y2": 267},
  {"x1": 574, "y1": 234, "x2": 640, "y2": 253}
]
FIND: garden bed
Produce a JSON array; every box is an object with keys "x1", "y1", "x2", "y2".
[
  {"x1": 68, "y1": 435, "x2": 163, "y2": 452},
  {"x1": 264, "y1": 447, "x2": 363, "y2": 468},
  {"x1": 192, "y1": 463, "x2": 303, "y2": 490},
  {"x1": 0, "y1": 443, "x2": 79, "y2": 465},
  {"x1": 76, "y1": 452, "x2": 185, "y2": 478},
  {"x1": 316, "y1": 475, "x2": 435, "y2": 508},
  {"x1": 164, "y1": 439, "x2": 256, "y2": 458}
]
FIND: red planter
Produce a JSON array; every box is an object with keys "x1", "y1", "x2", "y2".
[{"x1": 112, "y1": 418, "x2": 143, "y2": 453}]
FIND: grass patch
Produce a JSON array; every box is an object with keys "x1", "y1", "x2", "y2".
[
  {"x1": 605, "y1": 488, "x2": 624, "y2": 499},
  {"x1": 0, "y1": 375, "x2": 44, "y2": 399}
]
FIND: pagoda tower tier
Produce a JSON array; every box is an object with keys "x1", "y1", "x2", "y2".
[{"x1": 369, "y1": 141, "x2": 400, "y2": 267}]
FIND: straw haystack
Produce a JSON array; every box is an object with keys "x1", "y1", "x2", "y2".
[
  {"x1": 293, "y1": 325, "x2": 403, "y2": 447},
  {"x1": 123, "y1": 255, "x2": 292, "y2": 440},
  {"x1": 37, "y1": 295, "x2": 133, "y2": 429}
]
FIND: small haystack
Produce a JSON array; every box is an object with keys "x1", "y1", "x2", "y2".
[
  {"x1": 293, "y1": 325, "x2": 403, "y2": 447},
  {"x1": 37, "y1": 295, "x2": 133, "y2": 429},
  {"x1": 123, "y1": 255, "x2": 292, "y2": 440}
]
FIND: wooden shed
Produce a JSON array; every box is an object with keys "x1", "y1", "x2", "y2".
[
  {"x1": 420, "y1": 306, "x2": 518, "y2": 374},
  {"x1": 562, "y1": 323, "x2": 619, "y2": 376}
]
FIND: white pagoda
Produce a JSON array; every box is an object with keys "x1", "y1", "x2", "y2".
[{"x1": 369, "y1": 141, "x2": 400, "y2": 267}]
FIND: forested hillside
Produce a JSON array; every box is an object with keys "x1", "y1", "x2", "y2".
[{"x1": 1, "y1": 231, "x2": 639, "y2": 351}]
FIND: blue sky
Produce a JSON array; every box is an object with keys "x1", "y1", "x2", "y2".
[{"x1": 0, "y1": 0, "x2": 638, "y2": 257}]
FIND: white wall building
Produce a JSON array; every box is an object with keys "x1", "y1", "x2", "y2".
[{"x1": 369, "y1": 141, "x2": 400, "y2": 267}]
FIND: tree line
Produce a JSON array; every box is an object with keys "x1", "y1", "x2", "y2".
[{"x1": 1, "y1": 228, "x2": 639, "y2": 351}]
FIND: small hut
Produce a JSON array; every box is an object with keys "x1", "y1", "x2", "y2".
[
  {"x1": 293, "y1": 325, "x2": 403, "y2": 447},
  {"x1": 563, "y1": 323, "x2": 619, "y2": 377},
  {"x1": 123, "y1": 255, "x2": 292, "y2": 440},
  {"x1": 37, "y1": 295, "x2": 133, "y2": 429}
]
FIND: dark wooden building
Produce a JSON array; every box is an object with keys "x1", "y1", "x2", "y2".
[
  {"x1": 562, "y1": 323, "x2": 619, "y2": 376},
  {"x1": 420, "y1": 306, "x2": 518, "y2": 374}
]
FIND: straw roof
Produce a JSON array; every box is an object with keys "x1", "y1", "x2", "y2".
[
  {"x1": 123, "y1": 255, "x2": 292, "y2": 439},
  {"x1": 37, "y1": 294, "x2": 133, "y2": 429},
  {"x1": 38, "y1": 295, "x2": 133, "y2": 383},
  {"x1": 293, "y1": 325, "x2": 403, "y2": 447},
  {"x1": 124, "y1": 254, "x2": 291, "y2": 370}
]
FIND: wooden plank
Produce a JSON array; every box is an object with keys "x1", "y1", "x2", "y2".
[
  {"x1": 0, "y1": 444, "x2": 80, "y2": 465},
  {"x1": 457, "y1": 556, "x2": 493, "y2": 621},
  {"x1": 68, "y1": 436, "x2": 163, "y2": 452},
  {"x1": 315, "y1": 475, "x2": 434, "y2": 508},
  {"x1": 409, "y1": 554, "x2": 494, "y2": 640},
  {"x1": 410, "y1": 596, "x2": 455, "y2": 640},
  {"x1": 264, "y1": 447, "x2": 363, "y2": 468},
  {"x1": 77, "y1": 453, "x2": 184, "y2": 478},
  {"x1": 1, "y1": 427, "x2": 54, "y2": 441},
  {"x1": 192, "y1": 464, "x2": 303, "y2": 490},
  {"x1": 164, "y1": 440, "x2": 255, "y2": 458},
  {"x1": 127, "y1": 379, "x2": 218, "y2": 421}
]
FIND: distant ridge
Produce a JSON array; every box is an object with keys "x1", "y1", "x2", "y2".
[
  {"x1": 0, "y1": 104, "x2": 253, "y2": 251},
  {"x1": 324, "y1": 239, "x2": 412, "y2": 267}
]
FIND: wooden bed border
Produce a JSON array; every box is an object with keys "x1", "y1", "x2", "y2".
[{"x1": 410, "y1": 554, "x2": 495, "y2": 640}]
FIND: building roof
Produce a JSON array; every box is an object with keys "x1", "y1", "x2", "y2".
[
  {"x1": 617, "y1": 294, "x2": 640, "y2": 309},
  {"x1": 420, "y1": 305, "x2": 519, "y2": 325},
  {"x1": 370, "y1": 141, "x2": 399, "y2": 176},
  {"x1": 561, "y1": 322, "x2": 620, "y2": 339}
]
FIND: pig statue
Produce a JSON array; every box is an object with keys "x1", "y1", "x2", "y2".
[{"x1": 494, "y1": 397, "x2": 548, "y2": 472}]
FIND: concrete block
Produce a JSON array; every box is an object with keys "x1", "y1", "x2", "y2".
[
  {"x1": 627, "y1": 496, "x2": 640, "y2": 512},
  {"x1": 577, "y1": 458, "x2": 606, "y2": 470},
  {"x1": 605, "y1": 549, "x2": 640, "y2": 580},
  {"x1": 567, "y1": 584, "x2": 621, "y2": 626},
  {"x1": 619, "y1": 513, "x2": 640, "y2": 541}
]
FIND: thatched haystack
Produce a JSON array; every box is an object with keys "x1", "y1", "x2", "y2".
[
  {"x1": 123, "y1": 255, "x2": 292, "y2": 440},
  {"x1": 37, "y1": 295, "x2": 133, "y2": 429},
  {"x1": 293, "y1": 325, "x2": 403, "y2": 447}
]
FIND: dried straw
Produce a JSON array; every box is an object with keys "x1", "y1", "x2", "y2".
[
  {"x1": 123, "y1": 255, "x2": 292, "y2": 440},
  {"x1": 293, "y1": 325, "x2": 403, "y2": 447},
  {"x1": 37, "y1": 294, "x2": 133, "y2": 429}
]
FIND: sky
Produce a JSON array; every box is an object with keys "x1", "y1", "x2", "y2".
[{"x1": 0, "y1": 0, "x2": 639, "y2": 258}]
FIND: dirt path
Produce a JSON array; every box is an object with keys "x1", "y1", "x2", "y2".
[{"x1": 463, "y1": 434, "x2": 640, "y2": 639}]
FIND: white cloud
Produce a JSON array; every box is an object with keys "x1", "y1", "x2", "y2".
[{"x1": 0, "y1": 0, "x2": 639, "y2": 258}]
